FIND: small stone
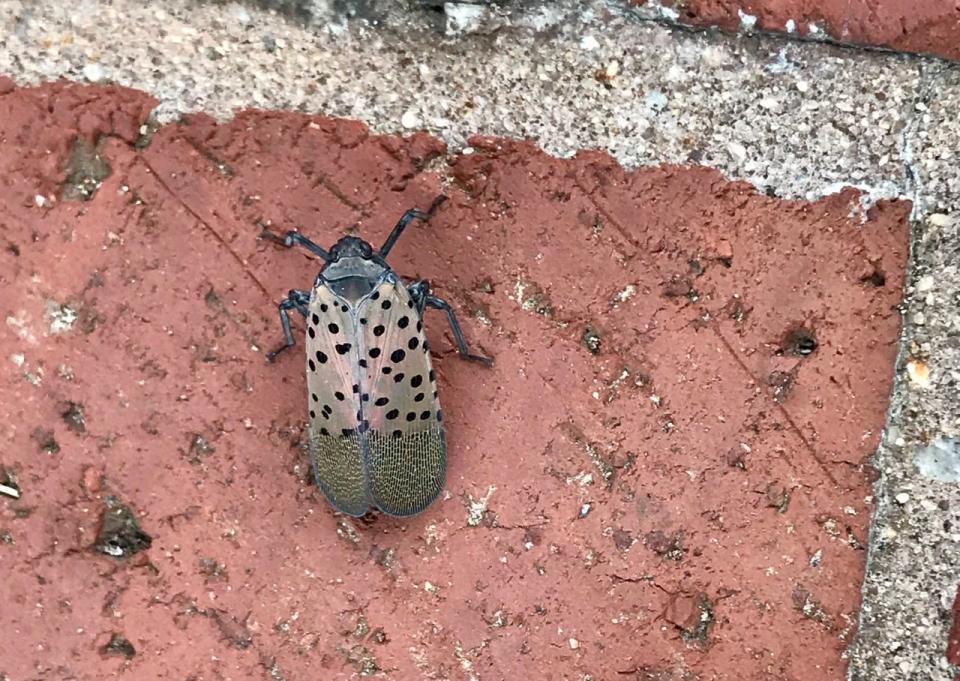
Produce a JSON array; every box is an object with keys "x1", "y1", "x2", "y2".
[
  {"x1": 445, "y1": 2, "x2": 487, "y2": 35},
  {"x1": 645, "y1": 89, "x2": 668, "y2": 112},
  {"x1": 95, "y1": 496, "x2": 152, "y2": 557},
  {"x1": 727, "y1": 142, "x2": 747, "y2": 162},
  {"x1": 928, "y1": 213, "x2": 949, "y2": 227},
  {"x1": 101, "y1": 633, "x2": 136, "y2": 659},
  {"x1": 895, "y1": 492, "x2": 910, "y2": 504},
  {"x1": 906, "y1": 360, "x2": 931, "y2": 388},
  {"x1": 916, "y1": 275, "x2": 934, "y2": 292},
  {"x1": 401, "y1": 110, "x2": 421, "y2": 130},
  {"x1": 580, "y1": 35, "x2": 599, "y2": 51},
  {"x1": 229, "y1": 4, "x2": 252, "y2": 24},
  {"x1": 82, "y1": 63, "x2": 105, "y2": 82},
  {"x1": 796, "y1": 80, "x2": 810, "y2": 93},
  {"x1": 568, "y1": 637, "x2": 579, "y2": 650},
  {"x1": 737, "y1": 9, "x2": 757, "y2": 29},
  {"x1": 82, "y1": 466, "x2": 103, "y2": 495},
  {"x1": 914, "y1": 437, "x2": 960, "y2": 483}
]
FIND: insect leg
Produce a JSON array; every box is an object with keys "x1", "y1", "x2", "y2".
[
  {"x1": 425, "y1": 294, "x2": 494, "y2": 367},
  {"x1": 261, "y1": 229, "x2": 331, "y2": 261},
  {"x1": 378, "y1": 194, "x2": 448, "y2": 258},
  {"x1": 266, "y1": 289, "x2": 312, "y2": 362},
  {"x1": 406, "y1": 279, "x2": 430, "y2": 313}
]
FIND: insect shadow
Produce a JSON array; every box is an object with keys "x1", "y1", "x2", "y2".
[{"x1": 261, "y1": 194, "x2": 493, "y2": 518}]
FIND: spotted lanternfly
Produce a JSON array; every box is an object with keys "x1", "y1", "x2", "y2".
[{"x1": 262, "y1": 195, "x2": 492, "y2": 517}]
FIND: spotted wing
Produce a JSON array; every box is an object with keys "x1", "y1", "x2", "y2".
[
  {"x1": 305, "y1": 285, "x2": 369, "y2": 516},
  {"x1": 358, "y1": 279, "x2": 446, "y2": 517}
]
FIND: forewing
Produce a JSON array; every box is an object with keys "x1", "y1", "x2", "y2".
[
  {"x1": 359, "y1": 280, "x2": 446, "y2": 516},
  {"x1": 306, "y1": 285, "x2": 368, "y2": 516}
]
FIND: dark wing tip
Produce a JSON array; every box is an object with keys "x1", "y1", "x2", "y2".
[{"x1": 329, "y1": 502, "x2": 371, "y2": 517}]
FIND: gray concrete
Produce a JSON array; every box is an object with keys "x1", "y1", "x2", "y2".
[{"x1": 1, "y1": 1, "x2": 958, "y2": 678}]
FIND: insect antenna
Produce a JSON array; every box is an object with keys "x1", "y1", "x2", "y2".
[{"x1": 378, "y1": 194, "x2": 448, "y2": 258}]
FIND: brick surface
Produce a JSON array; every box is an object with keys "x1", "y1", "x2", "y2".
[
  {"x1": 634, "y1": 0, "x2": 960, "y2": 61},
  {"x1": 0, "y1": 82, "x2": 910, "y2": 680}
]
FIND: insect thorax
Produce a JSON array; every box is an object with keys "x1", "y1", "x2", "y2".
[{"x1": 319, "y1": 256, "x2": 393, "y2": 303}]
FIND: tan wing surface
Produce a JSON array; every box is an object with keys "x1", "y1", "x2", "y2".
[
  {"x1": 305, "y1": 285, "x2": 369, "y2": 516},
  {"x1": 357, "y1": 280, "x2": 446, "y2": 516}
]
